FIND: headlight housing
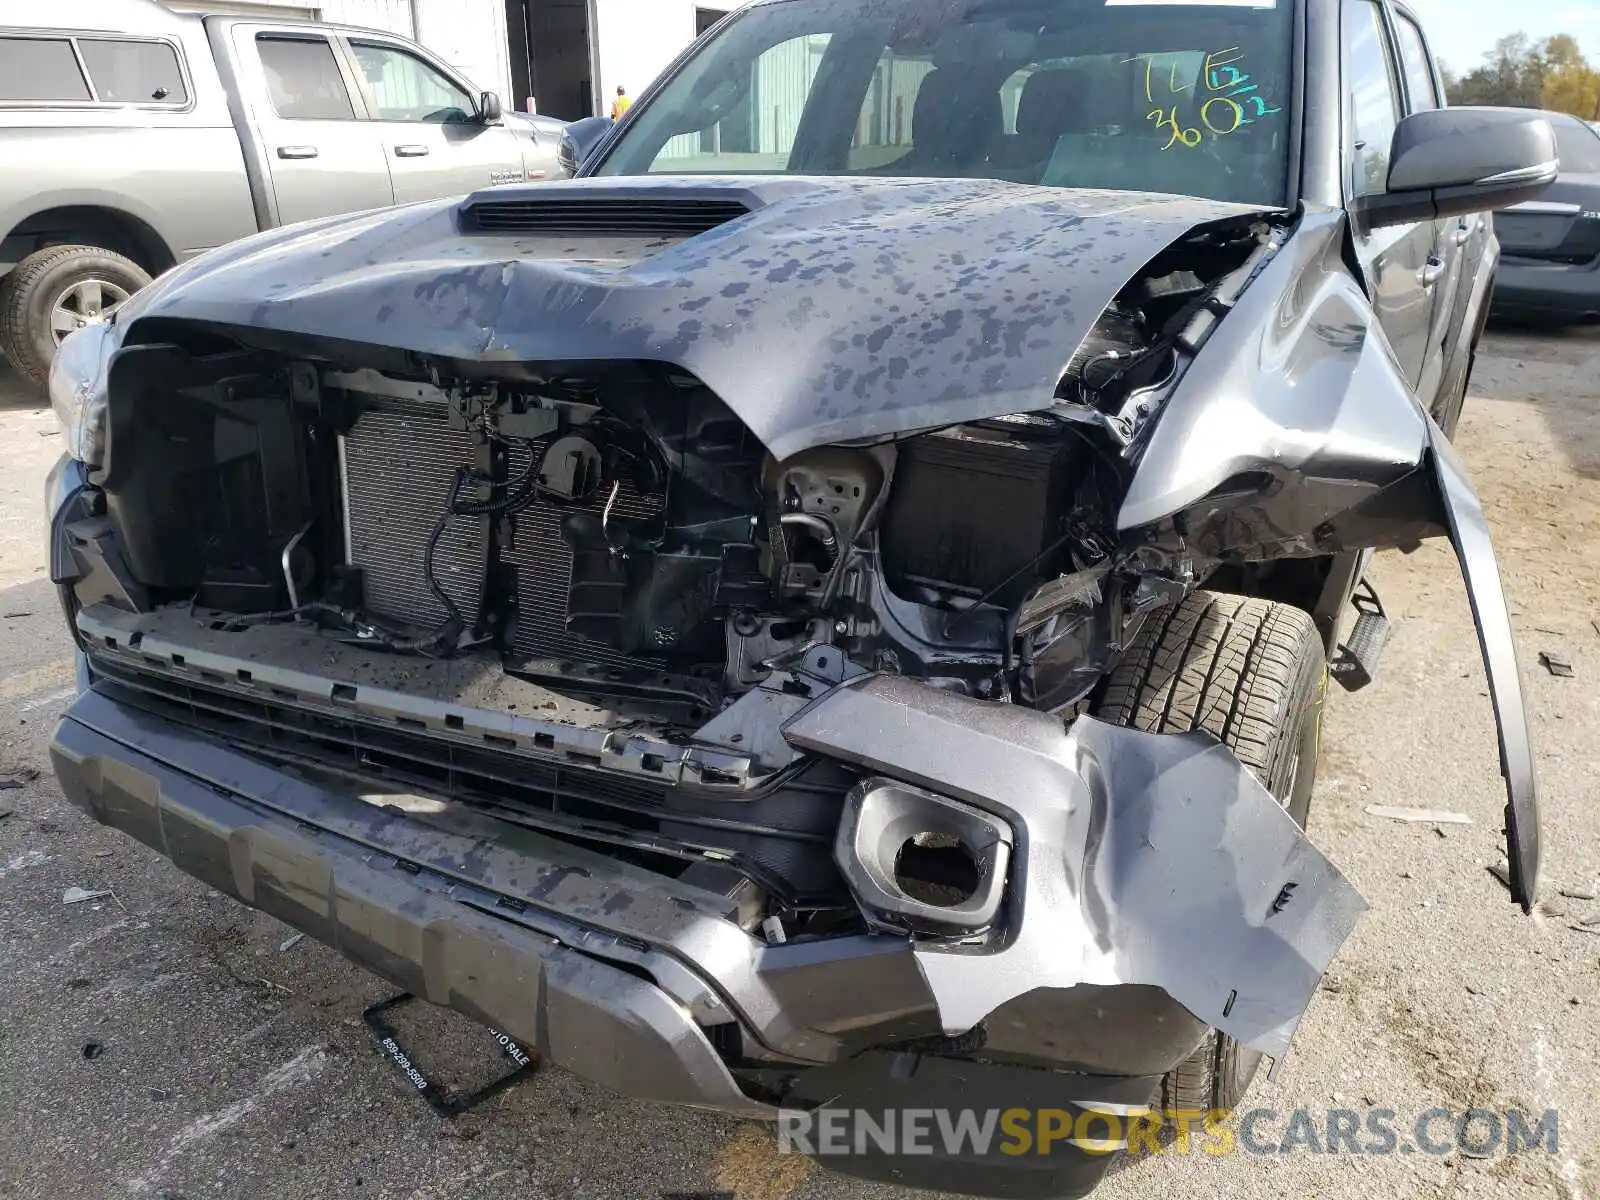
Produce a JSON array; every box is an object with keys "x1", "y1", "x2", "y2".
[{"x1": 49, "y1": 322, "x2": 118, "y2": 467}]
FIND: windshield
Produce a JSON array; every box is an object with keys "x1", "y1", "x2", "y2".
[
  {"x1": 592, "y1": 0, "x2": 1296, "y2": 206},
  {"x1": 1554, "y1": 117, "x2": 1600, "y2": 175}
]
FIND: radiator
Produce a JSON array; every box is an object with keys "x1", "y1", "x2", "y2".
[
  {"x1": 503, "y1": 441, "x2": 667, "y2": 672},
  {"x1": 341, "y1": 408, "x2": 485, "y2": 632},
  {"x1": 340, "y1": 406, "x2": 666, "y2": 670}
]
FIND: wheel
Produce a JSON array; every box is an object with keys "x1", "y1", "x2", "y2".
[
  {"x1": 1093, "y1": 590, "x2": 1327, "y2": 1114},
  {"x1": 0, "y1": 245, "x2": 150, "y2": 389}
]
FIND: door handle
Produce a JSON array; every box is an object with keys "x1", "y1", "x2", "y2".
[
  {"x1": 1452, "y1": 220, "x2": 1473, "y2": 246},
  {"x1": 394, "y1": 144, "x2": 430, "y2": 157},
  {"x1": 276, "y1": 145, "x2": 319, "y2": 160},
  {"x1": 1419, "y1": 256, "x2": 1446, "y2": 288}
]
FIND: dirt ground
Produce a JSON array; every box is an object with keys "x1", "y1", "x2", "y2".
[{"x1": 0, "y1": 325, "x2": 1597, "y2": 1200}]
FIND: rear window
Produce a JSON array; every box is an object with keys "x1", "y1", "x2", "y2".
[
  {"x1": 258, "y1": 35, "x2": 356, "y2": 120},
  {"x1": 0, "y1": 36, "x2": 92, "y2": 103},
  {"x1": 1554, "y1": 119, "x2": 1600, "y2": 175},
  {"x1": 78, "y1": 39, "x2": 188, "y2": 105}
]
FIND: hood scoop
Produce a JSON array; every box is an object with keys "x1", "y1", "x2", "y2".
[{"x1": 461, "y1": 195, "x2": 754, "y2": 239}]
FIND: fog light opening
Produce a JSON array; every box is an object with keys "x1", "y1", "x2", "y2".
[{"x1": 893, "y1": 833, "x2": 981, "y2": 907}]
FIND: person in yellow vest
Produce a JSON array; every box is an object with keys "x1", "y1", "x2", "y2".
[{"x1": 611, "y1": 87, "x2": 632, "y2": 120}]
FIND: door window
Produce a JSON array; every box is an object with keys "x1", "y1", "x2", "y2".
[
  {"x1": 349, "y1": 41, "x2": 475, "y2": 123},
  {"x1": 0, "y1": 37, "x2": 92, "y2": 102},
  {"x1": 1344, "y1": 0, "x2": 1402, "y2": 196},
  {"x1": 258, "y1": 35, "x2": 357, "y2": 120},
  {"x1": 1391, "y1": 15, "x2": 1441, "y2": 112},
  {"x1": 78, "y1": 38, "x2": 188, "y2": 105}
]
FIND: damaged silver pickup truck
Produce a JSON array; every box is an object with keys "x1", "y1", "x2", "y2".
[{"x1": 44, "y1": 0, "x2": 1550, "y2": 1195}]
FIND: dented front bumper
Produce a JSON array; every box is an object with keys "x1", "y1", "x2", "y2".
[
  {"x1": 52, "y1": 661, "x2": 1363, "y2": 1114},
  {"x1": 788, "y1": 674, "x2": 1368, "y2": 1060}
]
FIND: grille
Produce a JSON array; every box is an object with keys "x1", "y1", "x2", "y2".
[
  {"x1": 91, "y1": 656, "x2": 671, "y2": 818},
  {"x1": 504, "y1": 441, "x2": 668, "y2": 672},
  {"x1": 341, "y1": 410, "x2": 485, "y2": 631},
  {"x1": 87, "y1": 656, "x2": 851, "y2": 903},
  {"x1": 461, "y1": 197, "x2": 751, "y2": 238}
]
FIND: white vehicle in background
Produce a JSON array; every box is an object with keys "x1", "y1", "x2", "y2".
[{"x1": 0, "y1": 0, "x2": 565, "y2": 388}]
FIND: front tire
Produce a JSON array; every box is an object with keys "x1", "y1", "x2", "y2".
[
  {"x1": 1093, "y1": 591, "x2": 1327, "y2": 1114},
  {"x1": 0, "y1": 245, "x2": 150, "y2": 389}
]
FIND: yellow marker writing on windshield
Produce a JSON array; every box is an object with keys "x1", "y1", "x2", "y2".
[{"x1": 1147, "y1": 106, "x2": 1202, "y2": 150}]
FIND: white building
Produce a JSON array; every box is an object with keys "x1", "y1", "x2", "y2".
[{"x1": 172, "y1": 0, "x2": 743, "y2": 122}]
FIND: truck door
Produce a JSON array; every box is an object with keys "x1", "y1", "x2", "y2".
[
  {"x1": 1343, "y1": 0, "x2": 1436, "y2": 390},
  {"x1": 340, "y1": 36, "x2": 524, "y2": 203},
  {"x1": 240, "y1": 28, "x2": 395, "y2": 226},
  {"x1": 1388, "y1": 5, "x2": 1464, "y2": 412}
]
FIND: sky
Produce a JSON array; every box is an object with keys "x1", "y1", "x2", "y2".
[{"x1": 1405, "y1": 0, "x2": 1600, "y2": 76}]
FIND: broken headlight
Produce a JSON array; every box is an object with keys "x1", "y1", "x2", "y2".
[{"x1": 50, "y1": 321, "x2": 119, "y2": 468}]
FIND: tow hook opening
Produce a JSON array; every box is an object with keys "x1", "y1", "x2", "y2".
[
  {"x1": 894, "y1": 833, "x2": 982, "y2": 907},
  {"x1": 835, "y1": 777, "x2": 1013, "y2": 936}
]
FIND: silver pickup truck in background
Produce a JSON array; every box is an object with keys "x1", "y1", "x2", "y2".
[{"x1": 0, "y1": 0, "x2": 566, "y2": 388}]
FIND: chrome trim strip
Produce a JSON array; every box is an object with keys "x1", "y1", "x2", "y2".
[
  {"x1": 1503, "y1": 200, "x2": 1582, "y2": 216},
  {"x1": 1475, "y1": 159, "x2": 1560, "y2": 186}
]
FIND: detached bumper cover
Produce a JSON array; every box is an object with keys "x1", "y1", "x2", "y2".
[{"x1": 787, "y1": 675, "x2": 1368, "y2": 1060}]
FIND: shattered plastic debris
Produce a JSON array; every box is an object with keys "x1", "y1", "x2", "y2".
[
  {"x1": 1365, "y1": 805, "x2": 1473, "y2": 825},
  {"x1": 279, "y1": 933, "x2": 306, "y2": 952},
  {"x1": 62, "y1": 886, "x2": 112, "y2": 905},
  {"x1": 1538, "y1": 652, "x2": 1574, "y2": 678}
]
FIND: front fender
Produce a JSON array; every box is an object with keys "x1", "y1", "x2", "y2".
[
  {"x1": 1120, "y1": 207, "x2": 1540, "y2": 910},
  {"x1": 1428, "y1": 424, "x2": 1540, "y2": 909}
]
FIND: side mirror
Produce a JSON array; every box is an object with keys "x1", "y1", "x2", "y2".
[
  {"x1": 559, "y1": 115, "x2": 614, "y2": 177},
  {"x1": 1356, "y1": 107, "x2": 1558, "y2": 229},
  {"x1": 477, "y1": 91, "x2": 503, "y2": 124}
]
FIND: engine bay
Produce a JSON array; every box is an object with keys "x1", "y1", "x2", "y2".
[
  {"x1": 62, "y1": 219, "x2": 1273, "y2": 925},
  {"x1": 94, "y1": 337, "x2": 1159, "y2": 735}
]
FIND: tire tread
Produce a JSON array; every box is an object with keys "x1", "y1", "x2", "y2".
[
  {"x1": 0, "y1": 244, "x2": 148, "y2": 388},
  {"x1": 1096, "y1": 590, "x2": 1325, "y2": 1115}
]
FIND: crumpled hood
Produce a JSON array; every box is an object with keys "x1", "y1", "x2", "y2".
[{"x1": 120, "y1": 176, "x2": 1264, "y2": 459}]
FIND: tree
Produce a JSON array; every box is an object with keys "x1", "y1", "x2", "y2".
[
  {"x1": 1443, "y1": 31, "x2": 1600, "y2": 118},
  {"x1": 1540, "y1": 34, "x2": 1600, "y2": 120},
  {"x1": 1448, "y1": 33, "x2": 1546, "y2": 109}
]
